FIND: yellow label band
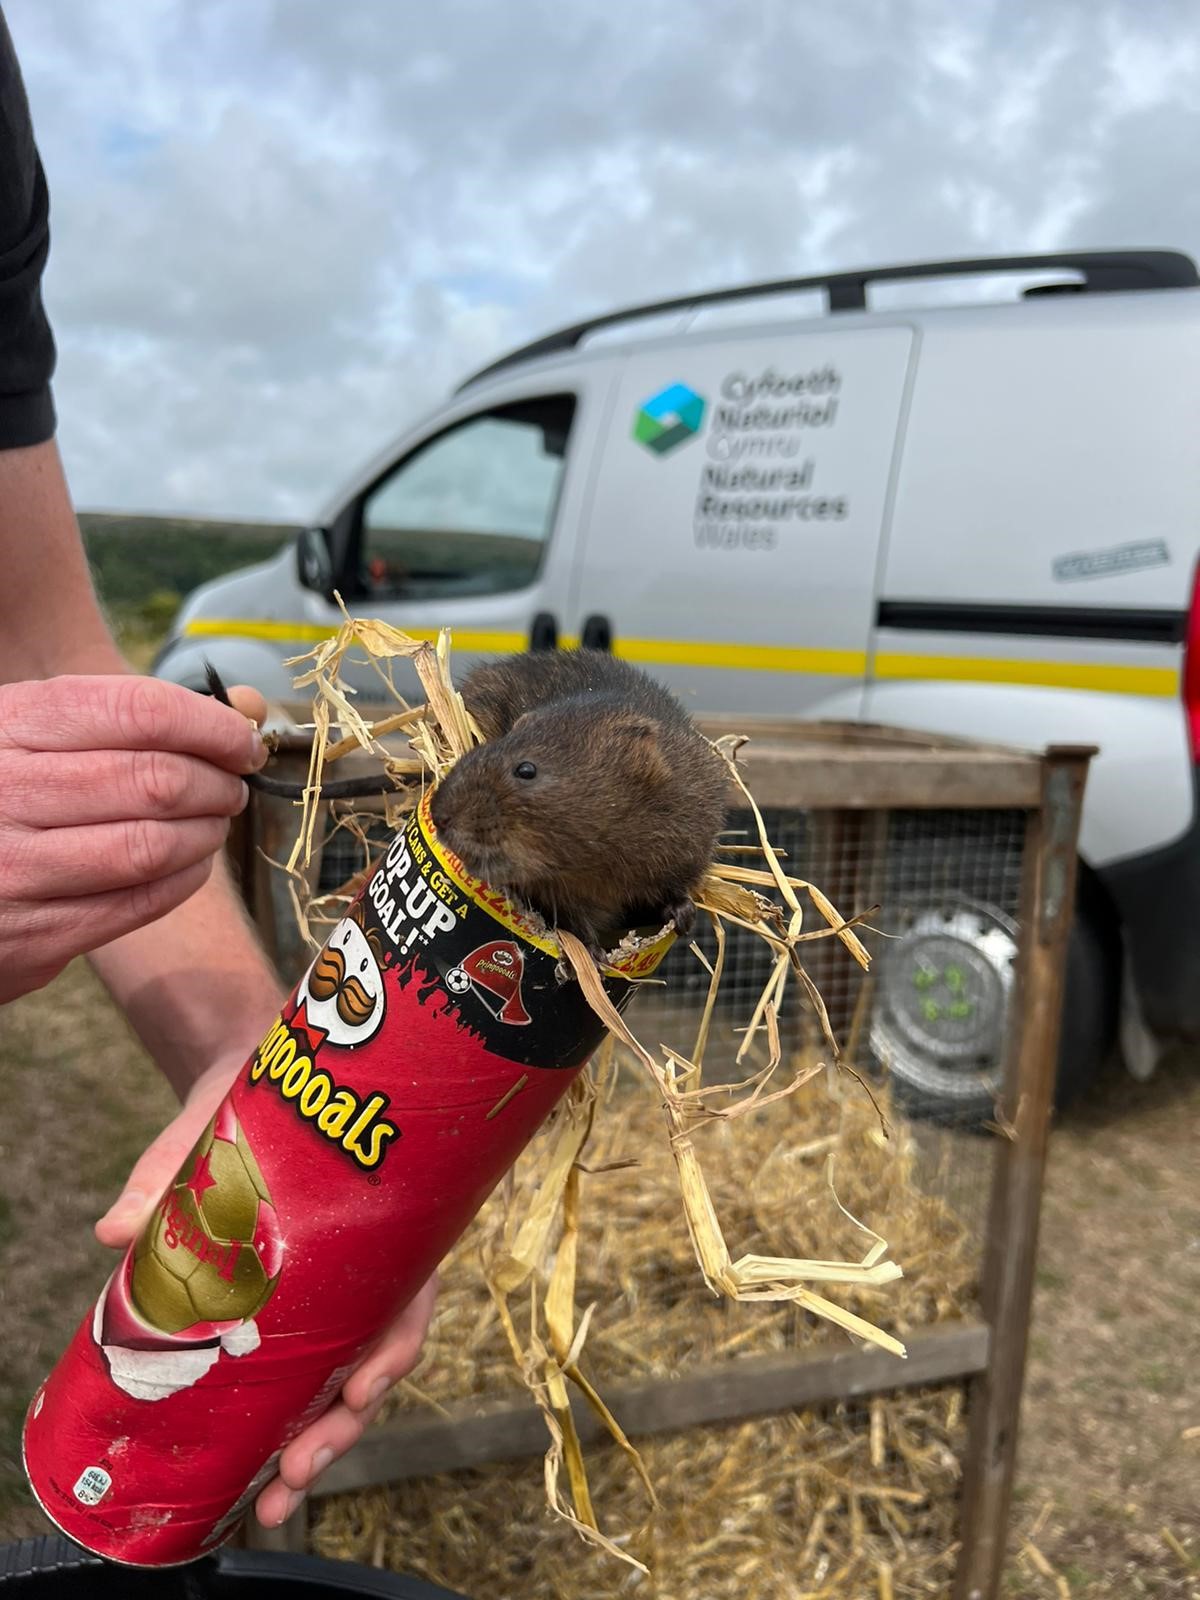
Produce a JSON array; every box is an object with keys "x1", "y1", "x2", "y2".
[
  {"x1": 615, "y1": 637, "x2": 867, "y2": 677},
  {"x1": 413, "y1": 793, "x2": 675, "y2": 975}
]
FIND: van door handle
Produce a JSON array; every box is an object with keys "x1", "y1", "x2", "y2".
[
  {"x1": 580, "y1": 614, "x2": 613, "y2": 651},
  {"x1": 529, "y1": 611, "x2": 558, "y2": 651}
]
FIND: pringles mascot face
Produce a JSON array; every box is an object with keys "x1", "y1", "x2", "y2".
[{"x1": 297, "y1": 905, "x2": 387, "y2": 1048}]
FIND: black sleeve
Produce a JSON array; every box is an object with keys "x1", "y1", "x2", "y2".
[{"x1": 0, "y1": 6, "x2": 55, "y2": 449}]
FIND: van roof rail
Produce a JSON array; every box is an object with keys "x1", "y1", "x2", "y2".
[{"x1": 457, "y1": 250, "x2": 1199, "y2": 390}]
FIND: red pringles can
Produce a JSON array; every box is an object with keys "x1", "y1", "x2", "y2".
[{"x1": 24, "y1": 791, "x2": 672, "y2": 1566}]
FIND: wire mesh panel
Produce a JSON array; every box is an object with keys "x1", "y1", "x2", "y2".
[
  {"x1": 252, "y1": 788, "x2": 1000, "y2": 1291},
  {"x1": 648, "y1": 807, "x2": 1025, "y2": 1074},
  {"x1": 639, "y1": 801, "x2": 1028, "y2": 1249}
]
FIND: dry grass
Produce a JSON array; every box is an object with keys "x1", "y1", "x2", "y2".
[{"x1": 316, "y1": 1397, "x2": 965, "y2": 1600}]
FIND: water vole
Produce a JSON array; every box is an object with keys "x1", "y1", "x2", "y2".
[{"x1": 430, "y1": 650, "x2": 730, "y2": 952}]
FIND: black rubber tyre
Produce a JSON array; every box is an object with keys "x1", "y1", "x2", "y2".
[
  {"x1": 0, "y1": 1535, "x2": 469, "y2": 1597},
  {"x1": 1052, "y1": 867, "x2": 1121, "y2": 1109}
]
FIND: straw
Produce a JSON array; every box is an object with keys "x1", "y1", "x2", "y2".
[{"x1": 270, "y1": 607, "x2": 911, "y2": 1567}]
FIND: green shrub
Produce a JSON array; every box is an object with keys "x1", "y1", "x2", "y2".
[
  {"x1": 137, "y1": 588, "x2": 183, "y2": 633},
  {"x1": 79, "y1": 514, "x2": 296, "y2": 613}
]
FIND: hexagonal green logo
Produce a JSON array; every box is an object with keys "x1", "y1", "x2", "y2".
[{"x1": 633, "y1": 382, "x2": 706, "y2": 456}]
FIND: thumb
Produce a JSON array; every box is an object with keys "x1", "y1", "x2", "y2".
[
  {"x1": 94, "y1": 1119, "x2": 194, "y2": 1249},
  {"x1": 226, "y1": 683, "x2": 268, "y2": 728},
  {"x1": 95, "y1": 1183, "x2": 157, "y2": 1249},
  {"x1": 95, "y1": 1067, "x2": 237, "y2": 1250}
]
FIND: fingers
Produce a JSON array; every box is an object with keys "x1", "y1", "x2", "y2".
[
  {"x1": 5, "y1": 855, "x2": 214, "y2": 979},
  {"x1": 8, "y1": 815, "x2": 230, "y2": 898},
  {"x1": 340, "y1": 1274, "x2": 439, "y2": 1413},
  {"x1": 0, "y1": 749, "x2": 249, "y2": 828},
  {"x1": 255, "y1": 1276, "x2": 439, "y2": 1528},
  {"x1": 0, "y1": 676, "x2": 268, "y2": 774},
  {"x1": 256, "y1": 1392, "x2": 389, "y2": 1528}
]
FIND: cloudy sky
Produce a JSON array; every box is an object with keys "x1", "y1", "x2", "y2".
[{"x1": 7, "y1": 0, "x2": 1200, "y2": 520}]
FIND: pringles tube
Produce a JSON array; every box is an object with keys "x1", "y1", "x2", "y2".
[{"x1": 24, "y1": 792, "x2": 671, "y2": 1566}]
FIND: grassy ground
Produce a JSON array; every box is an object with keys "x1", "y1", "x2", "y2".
[{"x1": 1, "y1": 962, "x2": 1197, "y2": 1593}]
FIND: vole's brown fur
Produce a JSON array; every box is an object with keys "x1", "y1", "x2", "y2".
[{"x1": 430, "y1": 650, "x2": 730, "y2": 952}]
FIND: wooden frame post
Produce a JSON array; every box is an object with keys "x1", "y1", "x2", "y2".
[{"x1": 953, "y1": 748, "x2": 1092, "y2": 1600}]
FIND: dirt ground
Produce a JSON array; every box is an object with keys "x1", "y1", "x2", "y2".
[
  {"x1": 0, "y1": 961, "x2": 1197, "y2": 1596},
  {"x1": 1004, "y1": 1045, "x2": 1200, "y2": 1598}
]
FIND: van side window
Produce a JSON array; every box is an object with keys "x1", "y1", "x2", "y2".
[{"x1": 358, "y1": 395, "x2": 576, "y2": 600}]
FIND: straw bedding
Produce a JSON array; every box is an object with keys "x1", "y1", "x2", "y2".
[{"x1": 310, "y1": 1057, "x2": 977, "y2": 1598}]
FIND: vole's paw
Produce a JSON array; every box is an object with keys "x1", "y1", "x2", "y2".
[
  {"x1": 663, "y1": 897, "x2": 697, "y2": 938},
  {"x1": 553, "y1": 928, "x2": 609, "y2": 978}
]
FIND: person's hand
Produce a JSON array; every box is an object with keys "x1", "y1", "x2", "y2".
[
  {"x1": 96, "y1": 1056, "x2": 438, "y2": 1528},
  {"x1": 0, "y1": 673, "x2": 269, "y2": 1003}
]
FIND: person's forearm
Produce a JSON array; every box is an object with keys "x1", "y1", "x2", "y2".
[
  {"x1": 0, "y1": 440, "x2": 126, "y2": 678},
  {"x1": 0, "y1": 438, "x2": 283, "y2": 1091},
  {"x1": 87, "y1": 860, "x2": 284, "y2": 1100}
]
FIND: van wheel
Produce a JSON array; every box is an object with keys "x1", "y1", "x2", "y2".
[
  {"x1": 869, "y1": 895, "x2": 1015, "y2": 1126},
  {"x1": 870, "y1": 869, "x2": 1118, "y2": 1127}
]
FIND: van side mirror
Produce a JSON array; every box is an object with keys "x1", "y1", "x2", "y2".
[{"x1": 296, "y1": 526, "x2": 334, "y2": 595}]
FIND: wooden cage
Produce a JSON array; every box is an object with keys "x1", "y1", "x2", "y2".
[{"x1": 229, "y1": 713, "x2": 1091, "y2": 1600}]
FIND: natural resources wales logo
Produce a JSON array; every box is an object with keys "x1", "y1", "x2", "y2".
[{"x1": 632, "y1": 382, "x2": 706, "y2": 456}]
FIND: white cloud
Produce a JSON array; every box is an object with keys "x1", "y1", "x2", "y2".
[{"x1": 4, "y1": 0, "x2": 1198, "y2": 519}]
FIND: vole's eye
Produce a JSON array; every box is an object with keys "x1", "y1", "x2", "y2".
[{"x1": 513, "y1": 761, "x2": 538, "y2": 781}]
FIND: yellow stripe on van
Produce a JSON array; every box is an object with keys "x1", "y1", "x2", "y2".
[
  {"x1": 615, "y1": 638, "x2": 869, "y2": 677},
  {"x1": 181, "y1": 619, "x2": 1180, "y2": 697},
  {"x1": 181, "y1": 618, "x2": 529, "y2": 654},
  {"x1": 183, "y1": 618, "x2": 337, "y2": 644},
  {"x1": 873, "y1": 651, "x2": 1179, "y2": 698}
]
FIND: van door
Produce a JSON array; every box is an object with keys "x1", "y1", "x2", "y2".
[
  {"x1": 324, "y1": 385, "x2": 597, "y2": 695},
  {"x1": 571, "y1": 326, "x2": 914, "y2": 716}
]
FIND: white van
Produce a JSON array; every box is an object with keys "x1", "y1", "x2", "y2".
[{"x1": 154, "y1": 251, "x2": 1200, "y2": 1118}]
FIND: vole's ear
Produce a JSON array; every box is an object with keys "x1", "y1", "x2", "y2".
[{"x1": 610, "y1": 714, "x2": 670, "y2": 784}]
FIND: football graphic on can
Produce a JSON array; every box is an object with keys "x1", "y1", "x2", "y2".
[{"x1": 127, "y1": 1102, "x2": 282, "y2": 1339}]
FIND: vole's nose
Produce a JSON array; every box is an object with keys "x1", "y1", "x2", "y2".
[{"x1": 430, "y1": 786, "x2": 453, "y2": 828}]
